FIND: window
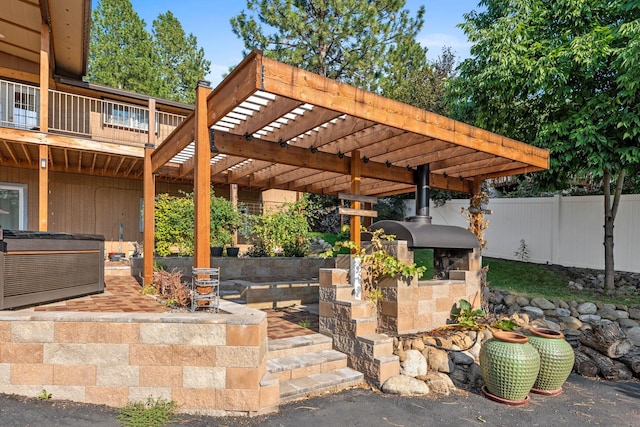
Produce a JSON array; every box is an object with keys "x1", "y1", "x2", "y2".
[
  {"x1": 0, "y1": 81, "x2": 39, "y2": 130},
  {"x1": 0, "y1": 183, "x2": 27, "y2": 230},
  {"x1": 13, "y1": 90, "x2": 38, "y2": 129},
  {"x1": 102, "y1": 101, "x2": 159, "y2": 133}
]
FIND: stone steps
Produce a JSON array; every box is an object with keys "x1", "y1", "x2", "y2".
[{"x1": 266, "y1": 334, "x2": 364, "y2": 404}]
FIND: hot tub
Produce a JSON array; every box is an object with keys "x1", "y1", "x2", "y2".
[{"x1": 0, "y1": 230, "x2": 104, "y2": 309}]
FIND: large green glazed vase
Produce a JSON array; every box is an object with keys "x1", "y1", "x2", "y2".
[
  {"x1": 480, "y1": 331, "x2": 540, "y2": 403},
  {"x1": 527, "y1": 327, "x2": 575, "y2": 395}
]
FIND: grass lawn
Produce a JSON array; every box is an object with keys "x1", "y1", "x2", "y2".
[{"x1": 483, "y1": 257, "x2": 640, "y2": 307}]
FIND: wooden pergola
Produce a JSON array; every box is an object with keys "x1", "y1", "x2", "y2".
[{"x1": 143, "y1": 50, "x2": 550, "y2": 285}]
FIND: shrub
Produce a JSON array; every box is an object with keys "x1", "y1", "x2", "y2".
[{"x1": 247, "y1": 196, "x2": 316, "y2": 257}]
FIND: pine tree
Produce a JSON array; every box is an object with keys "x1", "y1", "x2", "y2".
[
  {"x1": 230, "y1": 0, "x2": 428, "y2": 93},
  {"x1": 87, "y1": 0, "x2": 159, "y2": 95},
  {"x1": 152, "y1": 11, "x2": 211, "y2": 104}
]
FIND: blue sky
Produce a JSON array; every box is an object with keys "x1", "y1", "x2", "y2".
[{"x1": 127, "y1": 0, "x2": 481, "y2": 86}]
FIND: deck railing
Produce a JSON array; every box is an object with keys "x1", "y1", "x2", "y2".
[{"x1": 0, "y1": 78, "x2": 186, "y2": 147}]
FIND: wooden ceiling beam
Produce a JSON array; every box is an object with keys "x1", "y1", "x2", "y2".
[
  {"x1": 20, "y1": 143, "x2": 32, "y2": 165},
  {"x1": 211, "y1": 130, "x2": 414, "y2": 185},
  {"x1": 259, "y1": 54, "x2": 550, "y2": 170},
  {"x1": 207, "y1": 51, "x2": 261, "y2": 127},
  {"x1": 151, "y1": 113, "x2": 194, "y2": 172}
]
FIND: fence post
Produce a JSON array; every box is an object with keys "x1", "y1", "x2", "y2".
[{"x1": 551, "y1": 194, "x2": 561, "y2": 265}]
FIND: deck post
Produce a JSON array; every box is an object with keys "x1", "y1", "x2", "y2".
[
  {"x1": 142, "y1": 98, "x2": 157, "y2": 286},
  {"x1": 194, "y1": 81, "x2": 212, "y2": 269}
]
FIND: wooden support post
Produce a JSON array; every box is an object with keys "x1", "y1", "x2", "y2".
[
  {"x1": 37, "y1": 23, "x2": 50, "y2": 232},
  {"x1": 38, "y1": 145, "x2": 48, "y2": 231},
  {"x1": 194, "y1": 81, "x2": 212, "y2": 269},
  {"x1": 142, "y1": 98, "x2": 156, "y2": 286},
  {"x1": 230, "y1": 183, "x2": 238, "y2": 246},
  {"x1": 39, "y1": 22, "x2": 49, "y2": 133},
  {"x1": 350, "y1": 150, "x2": 361, "y2": 249}
]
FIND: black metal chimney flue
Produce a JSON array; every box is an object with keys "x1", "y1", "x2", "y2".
[{"x1": 411, "y1": 164, "x2": 431, "y2": 224}]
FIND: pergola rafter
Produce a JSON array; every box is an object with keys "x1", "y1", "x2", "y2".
[{"x1": 143, "y1": 50, "x2": 550, "y2": 283}]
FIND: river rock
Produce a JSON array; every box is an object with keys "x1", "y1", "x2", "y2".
[
  {"x1": 578, "y1": 314, "x2": 601, "y2": 324},
  {"x1": 427, "y1": 348, "x2": 452, "y2": 373},
  {"x1": 449, "y1": 351, "x2": 474, "y2": 366},
  {"x1": 577, "y1": 302, "x2": 598, "y2": 315},
  {"x1": 400, "y1": 350, "x2": 427, "y2": 377},
  {"x1": 625, "y1": 326, "x2": 640, "y2": 347},
  {"x1": 615, "y1": 310, "x2": 630, "y2": 319},
  {"x1": 560, "y1": 316, "x2": 583, "y2": 330},
  {"x1": 424, "y1": 372, "x2": 455, "y2": 396},
  {"x1": 598, "y1": 307, "x2": 620, "y2": 321},
  {"x1": 531, "y1": 297, "x2": 556, "y2": 310},
  {"x1": 381, "y1": 375, "x2": 429, "y2": 396},
  {"x1": 618, "y1": 318, "x2": 640, "y2": 329},
  {"x1": 516, "y1": 296, "x2": 530, "y2": 306},
  {"x1": 411, "y1": 338, "x2": 425, "y2": 351},
  {"x1": 629, "y1": 308, "x2": 640, "y2": 320},
  {"x1": 522, "y1": 306, "x2": 544, "y2": 319},
  {"x1": 556, "y1": 307, "x2": 572, "y2": 317}
]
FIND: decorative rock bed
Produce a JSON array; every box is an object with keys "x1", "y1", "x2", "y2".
[{"x1": 382, "y1": 279, "x2": 640, "y2": 397}]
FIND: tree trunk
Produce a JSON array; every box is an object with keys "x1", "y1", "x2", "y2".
[
  {"x1": 578, "y1": 322, "x2": 633, "y2": 359},
  {"x1": 582, "y1": 346, "x2": 620, "y2": 380},
  {"x1": 574, "y1": 346, "x2": 599, "y2": 377},
  {"x1": 603, "y1": 169, "x2": 626, "y2": 293},
  {"x1": 619, "y1": 349, "x2": 640, "y2": 374}
]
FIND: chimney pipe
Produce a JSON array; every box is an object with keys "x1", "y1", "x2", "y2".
[{"x1": 411, "y1": 164, "x2": 431, "y2": 224}]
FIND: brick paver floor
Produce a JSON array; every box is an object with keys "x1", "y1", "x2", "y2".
[{"x1": 31, "y1": 275, "x2": 319, "y2": 340}]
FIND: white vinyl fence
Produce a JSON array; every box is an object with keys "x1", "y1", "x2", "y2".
[{"x1": 405, "y1": 195, "x2": 640, "y2": 273}]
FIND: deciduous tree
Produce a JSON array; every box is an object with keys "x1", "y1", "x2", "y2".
[{"x1": 451, "y1": 0, "x2": 640, "y2": 291}]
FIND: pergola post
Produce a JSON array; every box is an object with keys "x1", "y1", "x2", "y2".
[
  {"x1": 194, "y1": 81, "x2": 212, "y2": 269},
  {"x1": 38, "y1": 22, "x2": 50, "y2": 231},
  {"x1": 142, "y1": 98, "x2": 156, "y2": 286},
  {"x1": 349, "y1": 150, "x2": 361, "y2": 248}
]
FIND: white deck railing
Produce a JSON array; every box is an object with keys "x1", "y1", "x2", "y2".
[{"x1": 0, "y1": 78, "x2": 186, "y2": 147}]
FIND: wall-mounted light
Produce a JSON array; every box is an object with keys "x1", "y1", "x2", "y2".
[
  {"x1": 278, "y1": 138, "x2": 287, "y2": 148},
  {"x1": 40, "y1": 158, "x2": 47, "y2": 169},
  {"x1": 362, "y1": 156, "x2": 369, "y2": 164},
  {"x1": 209, "y1": 128, "x2": 218, "y2": 153},
  {"x1": 385, "y1": 160, "x2": 392, "y2": 168},
  {"x1": 243, "y1": 132, "x2": 254, "y2": 142},
  {"x1": 310, "y1": 147, "x2": 318, "y2": 154},
  {"x1": 337, "y1": 151, "x2": 344, "y2": 158}
]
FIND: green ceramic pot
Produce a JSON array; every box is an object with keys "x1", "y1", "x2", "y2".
[
  {"x1": 480, "y1": 331, "x2": 540, "y2": 403},
  {"x1": 527, "y1": 327, "x2": 575, "y2": 395}
]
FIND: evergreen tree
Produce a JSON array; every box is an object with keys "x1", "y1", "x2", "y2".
[
  {"x1": 230, "y1": 0, "x2": 428, "y2": 92},
  {"x1": 152, "y1": 11, "x2": 211, "y2": 104},
  {"x1": 87, "y1": 0, "x2": 159, "y2": 95},
  {"x1": 88, "y1": 1, "x2": 210, "y2": 103}
]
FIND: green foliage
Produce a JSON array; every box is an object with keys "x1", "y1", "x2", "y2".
[
  {"x1": 154, "y1": 192, "x2": 194, "y2": 256},
  {"x1": 154, "y1": 190, "x2": 241, "y2": 256},
  {"x1": 230, "y1": 0, "x2": 428, "y2": 93},
  {"x1": 117, "y1": 397, "x2": 178, "y2": 427},
  {"x1": 141, "y1": 285, "x2": 156, "y2": 295},
  {"x1": 450, "y1": 299, "x2": 486, "y2": 330},
  {"x1": 298, "y1": 319, "x2": 311, "y2": 329},
  {"x1": 492, "y1": 319, "x2": 517, "y2": 332},
  {"x1": 247, "y1": 197, "x2": 315, "y2": 257},
  {"x1": 88, "y1": 0, "x2": 158, "y2": 95},
  {"x1": 37, "y1": 389, "x2": 52, "y2": 400},
  {"x1": 88, "y1": 0, "x2": 210, "y2": 102},
  {"x1": 153, "y1": 261, "x2": 167, "y2": 271},
  {"x1": 151, "y1": 11, "x2": 211, "y2": 103},
  {"x1": 327, "y1": 228, "x2": 426, "y2": 299},
  {"x1": 484, "y1": 257, "x2": 640, "y2": 306}
]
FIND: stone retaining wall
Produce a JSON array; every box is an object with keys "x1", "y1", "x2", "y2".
[
  {"x1": 130, "y1": 257, "x2": 335, "y2": 282},
  {"x1": 0, "y1": 301, "x2": 277, "y2": 416}
]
